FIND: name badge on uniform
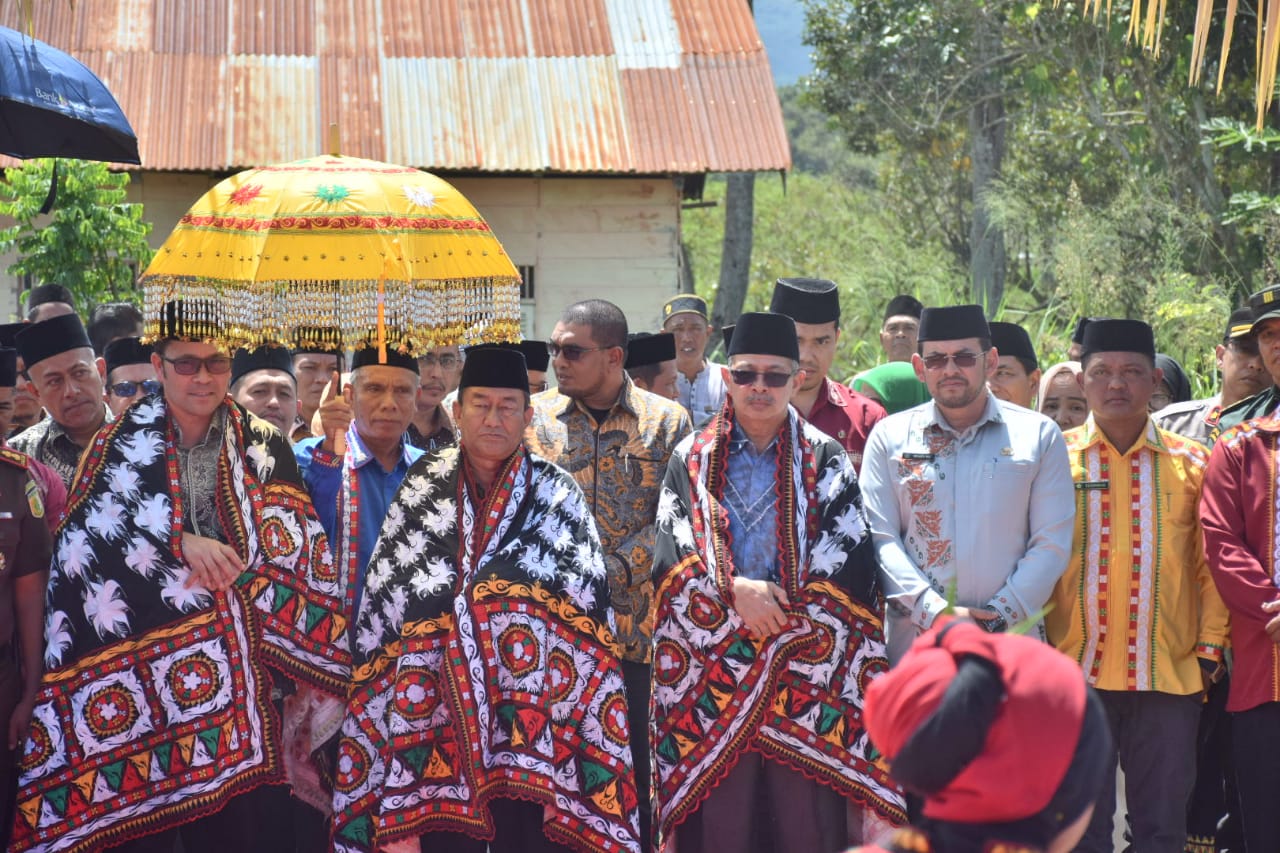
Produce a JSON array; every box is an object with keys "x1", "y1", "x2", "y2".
[
  {"x1": 1076, "y1": 480, "x2": 1109, "y2": 491},
  {"x1": 902, "y1": 452, "x2": 935, "y2": 462},
  {"x1": 0, "y1": 512, "x2": 12, "y2": 520}
]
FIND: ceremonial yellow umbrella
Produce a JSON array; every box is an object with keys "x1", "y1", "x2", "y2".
[{"x1": 139, "y1": 154, "x2": 522, "y2": 355}]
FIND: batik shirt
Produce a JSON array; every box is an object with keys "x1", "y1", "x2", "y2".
[
  {"x1": 12, "y1": 397, "x2": 350, "y2": 853},
  {"x1": 650, "y1": 403, "x2": 904, "y2": 845},
  {"x1": 675, "y1": 360, "x2": 726, "y2": 427},
  {"x1": 527, "y1": 377, "x2": 691, "y2": 663},
  {"x1": 1046, "y1": 416, "x2": 1229, "y2": 694},
  {"x1": 331, "y1": 444, "x2": 639, "y2": 853},
  {"x1": 8, "y1": 405, "x2": 110, "y2": 488},
  {"x1": 860, "y1": 394, "x2": 1076, "y2": 661}
]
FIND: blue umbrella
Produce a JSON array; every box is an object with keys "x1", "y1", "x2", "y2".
[{"x1": 0, "y1": 25, "x2": 139, "y2": 164}]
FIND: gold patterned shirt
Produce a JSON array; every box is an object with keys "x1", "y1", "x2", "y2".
[{"x1": 526, "y1": 376, "x2": 691, "y2": 662}]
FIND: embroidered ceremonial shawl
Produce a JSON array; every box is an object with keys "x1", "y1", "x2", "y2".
[
  {"x1": 331, "y1": 444, "x2": 640, "y2": 853},
  {"x1": 650, "y1": 404, "x2": 905, "y2": 843},
  {"x1": 13, "y1": 396, "x2": 350, "y2": 852}
]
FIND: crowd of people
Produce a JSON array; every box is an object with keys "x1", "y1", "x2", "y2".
[{"x1": 0, "y1": 276, "x2": 1271, "y2": 853}]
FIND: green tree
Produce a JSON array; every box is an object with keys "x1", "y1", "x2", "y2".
[{"x1": 0, "y1": 159, "x2": 153, "y2": 314}]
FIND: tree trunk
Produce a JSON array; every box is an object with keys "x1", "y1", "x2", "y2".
[
  {"x1": 709, "y1": 172, "x2": 755, "y2": 354},
  {"x1": 678, "y1": 239, "x2": 696, "y2": 294},
  {"x1": 967, "y1": 8, "x2": 1007, "y2": 311}
]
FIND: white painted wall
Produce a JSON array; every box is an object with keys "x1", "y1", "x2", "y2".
[{"x1": 0, "y1": 172, "x2": 682, "y2": 337}]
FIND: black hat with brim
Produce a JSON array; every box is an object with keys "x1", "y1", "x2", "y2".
[
  {"x1": 770, "y1": 277, "x2": 840, "y2": 325},
  {"x1": 351, "y1": 347, "x2": 419, "y2": 374},
  {"x1": 104, "y1": 336, "x2": 154, "y2": 377},
  {"x1": 1250, "y1": 286, "x2": 1280, "y2": 330},
  {"x1": 918, "y1": 305, "x2": 990, "y2": 344},
  {"x1": 1080, "y1": 319, "x2": 1156, "y2": 359},
  {"x1": 0, "y1": 348, "x2": 16, "y2": 387},
  {"x1": 1225, "y1": 306, "x2": 1255, "y2": 340},
  {"x1": 15, "y1": 313, "x2": 93, "y2": 368},
  {"x1": 884, "y1": 294, "x2": 924, "y2": 322},
  {"x1": 727, "y1": 312, "x2": 799, "y2": 361},
  {"x1": 625, "y1": 333, "x2": 677, "y2": 369},
  {"x1": 663, "y1": 294, "x2": 710, "y2": 322},
  {"x1": 459, "y1": 346, "x2": 528, "y2": 392},
  {"x1": 989, "y1": 321, "x2": 1037, "y2": 364},
  {"x1": 232, "y1": 345, "x2": 296, "y2": 385}
]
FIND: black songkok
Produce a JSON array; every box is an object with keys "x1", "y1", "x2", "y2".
[
  {"x1": 918, "y1": 305, "x2": 990, "y2": 344},
  {"x1": 884, "y1": 294, "x2": 924, "y2": 322},
  {"x1": 721, "y1": 324, "x2": 735, "y2": 352},
  {"x1": 15, "y1": 313, "x2": 93, "y2": 368},
  {"x1": 1070, "y1": 317, "x2": 1107, "y2": 346},
  {"x1": 0, "y1": 348, "x2": 16, "y2": 387},
  {"x1": 1080, "y1": 319, "x2": 1155, "y2": 360},
  {"x1": 727, "y1": 313, "x2": 799, "y2": 361},
  {"x1": 769, "y1": 278, "x2": 840, "y2": 325},
  {"x1": 468, "y1": 340, "x2": 549, "y2": 373},
  {"x1": 0, "y1": 322, "x2": 23, "y2": 348},
  {"x1": 988, "y1": 322, "x2": 1037, "y2": 364},
  {"x1": 104, "y1": 336, "x2": 153, "y2": 377},
  {"x1": 459, "y1": 347, "x2": 528, "y2": 391},
  {"x1": 232, "y1": 346, "x2": 295, "y2": 385},
  {"x1": 625, "y1": 333, "x2": 676, "y2": 369},
  {"x1": 351, "y1": 347, "x2": 419, "y2": 374}
]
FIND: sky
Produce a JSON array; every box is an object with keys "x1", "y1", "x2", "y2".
[{"x1": 754, "y1": 0, "x2": 813, "y2": 86}]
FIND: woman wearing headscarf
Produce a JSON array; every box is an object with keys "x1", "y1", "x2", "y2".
[
  {"x1": 1152, "y1": 353, "x2": 1192, "y2": 413},
  {"x1": 849, "y1": 362, "x2": 931, "y2": 415},
  {"x1": 1037, "y1": 362, "x2": 1087, "y2": 432},
  {"x1": 850, "y1": 618, "x2": 1112, "y2": 853}
]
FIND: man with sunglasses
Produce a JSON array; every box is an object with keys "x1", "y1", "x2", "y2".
[
  {"x1": 650, "y1": 312, "x2": 903, "y2": 852},
  {"x1": 229, "y1": 345, "x2": 298, "y2": 435},
  {"x1": 1155, "y1": 306, "x2": 1265, "y2": 448},
  {"x1": 860, "y1": 304, "x2": 1075, "y2": 663},
  {"x1": 11, "y1": 313, "x2": 111, "y2": 488},
  {"x1": 14, "y1": 300, "x2": 350, "y2": 853},
  {"x1": 768, "y1": 278, "x2": 885, "y2": 472},
  {"x1": 102, "y1": 336, "x2": 160, "y2": 419},
  {"x1": 528, "y1": 299, "x2": 690, "y2": 851}
]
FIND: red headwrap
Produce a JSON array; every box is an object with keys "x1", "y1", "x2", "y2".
[{"x1": 865, "y1": 618, "x2": 1087, "y2": 825}]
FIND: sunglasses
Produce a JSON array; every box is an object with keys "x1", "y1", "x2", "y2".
[
  {"x1": 110, "y1": 379, "x2": 163, "y2": 398},
  {"x1": 728, "y1": 369, "x2": 795, "y2": 388},
  {"x1": 547, "y1": 342, "x2": 609, "y2": 361},
  {"x1": 162, "y1": 355, "x2": 233, "y2": 376},
  {"x1": 921, "y1": 350, "x2": 986, "y2": 371}
]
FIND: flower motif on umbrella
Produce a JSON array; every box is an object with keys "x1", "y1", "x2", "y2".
[{"x1": 139, "y1": 154, "x2": 522, "y2": 354}]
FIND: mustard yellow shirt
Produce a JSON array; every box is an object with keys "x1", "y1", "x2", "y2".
[{"x1": 1046, "y1": 417, "x2": 1228, "y2": 694}]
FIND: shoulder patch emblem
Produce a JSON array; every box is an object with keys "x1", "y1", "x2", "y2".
[{"x1": 24, "y1": 478, "x2": 43, "y2": 519}]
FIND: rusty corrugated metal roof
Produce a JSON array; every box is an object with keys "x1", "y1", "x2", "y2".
[{"x1": 0, "y1": 0, "x2": 789, "y2": 173}]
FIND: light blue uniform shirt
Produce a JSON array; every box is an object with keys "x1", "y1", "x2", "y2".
[{"x1": 859, "y1": 393, "x2": 1075, "y2": 661}]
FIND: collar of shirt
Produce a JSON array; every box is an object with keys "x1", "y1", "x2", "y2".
[
  {"x1": 923, "y1": 392, "x2": 1003, "y2": 441},
  {"x1": 552, "y1": 374, "x2": 641, "y2": 422},
  {"x1": 726, "y1": 421, "x2": 780, "y2": 457},
  {"x1": 346, "y1": 424, "x2": 415, "y2": 472},
  {"x1": 47, "y1": 403, "x2": 112, "y2": 447},
  {"x1": 1075, "y1": 414, "x2": 1168, "y2": 456},
  {"x1": 808, "y1": 377, "x2": 846, "y2": 417}
]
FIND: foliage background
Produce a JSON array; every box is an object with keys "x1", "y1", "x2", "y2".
[{"x1": 683, "y1": 2, "x2": 1275, "y2": 397}]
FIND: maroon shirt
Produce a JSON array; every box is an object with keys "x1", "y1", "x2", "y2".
[{"x1": 804, "y1": 377, "x2": 886, "y2": 472}]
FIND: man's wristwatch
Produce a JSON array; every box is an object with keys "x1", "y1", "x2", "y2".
[{"x1": 979, "y1": 613, "x2": 1008, "y2": 634}]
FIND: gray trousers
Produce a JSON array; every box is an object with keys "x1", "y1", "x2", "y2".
[{"x1": 1079, "y1": 689, "x2": 1200, "y2": 853}]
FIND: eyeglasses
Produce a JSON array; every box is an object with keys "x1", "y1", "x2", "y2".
[
  {"x1": 728, "y1": 369, "x2": 796, "y2": 388},
  {"x1": 529, "y1": 381, "x2": 548, "y2": 394},
  {"x1": 161, "y1": 355, "x2": 233, "y2": 376},
  {"x1": 547, "y1": 342, "x2": 608, "y2": 361},
  {"x1": 418, "y1": 353, "x2": 462, "y2": 370},
  {"x1": 110, "y1": 379, "x2": 163, "y2": 398},
  {"x1": 921, "y1": 350, "x2": 987, "y2": 371}
]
